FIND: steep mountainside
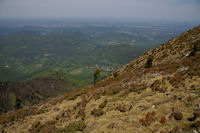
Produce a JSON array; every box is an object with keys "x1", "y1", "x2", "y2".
[{"x1": 0, "y1": 26, "x2": 200, "y2": 133}]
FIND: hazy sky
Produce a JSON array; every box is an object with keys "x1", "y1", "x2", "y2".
[{"x1": 0, "y1": 0, "x2": 200, "y2": 21}]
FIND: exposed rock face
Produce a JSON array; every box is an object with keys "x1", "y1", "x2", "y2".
[{"x1": 0, "y1": 26, "x2": 200, "y2": 133}]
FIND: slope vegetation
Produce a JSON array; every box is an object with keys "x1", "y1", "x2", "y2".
[{"x1": 0, "y1": 26, "x2": 200, "y2": 133}]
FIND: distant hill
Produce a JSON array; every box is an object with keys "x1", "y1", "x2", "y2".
[{"x1": 0, "y1": 26, "x2": 200, "y2": 133}]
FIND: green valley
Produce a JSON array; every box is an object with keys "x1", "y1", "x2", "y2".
[{"x1": 0, "y1": 19, "x2": 194, "y2": 85}]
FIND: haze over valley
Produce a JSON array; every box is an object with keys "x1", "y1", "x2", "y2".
[{"x1": 0, "y1": 19, "x2": 197, "y2": 84}]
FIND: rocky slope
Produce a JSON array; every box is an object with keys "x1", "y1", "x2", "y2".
[{"x1": 0, "y1": 26, "x2": 200, "y2": 133}]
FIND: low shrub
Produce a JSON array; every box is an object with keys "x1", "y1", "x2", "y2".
[
  {"x1": 76, "y1": 108, "x2": 85, "y2": 120},
  {"x1": 160, "y1": 116, "x2": 167, "y2": 124},
  {"x1": 151, "y1": 80, "x2": 166, "y2": 92},
  {"x1": 93, "y1": 94, "x2": 101, "y2": 100},
  {"x1": 60, "y1": 121, "x2": 86, "y2": 132},
  {"x1": 91, "y1": 108, "x2": 104, "y2": 117},
  {"x1": 0, "y1": 107, "x2": 37, "y2": 124},
  {"x1": 113, "y1": 72, "x2": 119, "y2": 77},
  {"x1": 29, "y1": 121, "x2": 56, "y2": 133},
  {"x1": 115, "y1": 105, "x2": 127, "y2": 112},
  {"x1": 139, "y1": 111, "x2": 156, "y2": 126},
  {"x1": 119, "y1": 89, "x2": 131, "y2": 97},
  {"x1": 174, "y1": 112, "x2": 183, "y2": 120},
  {"x1": 99, "y1": 100, "x2": 107, "y2": 109},
  {"x1": 169, "y1": 112, "x2": 183, "y2": 121},
  {"x1": 107, "y1": 123, "x2": 115, "y2": 129},
  {"x1": 105, "y1": 87, "x2": 121, "y2": 95}
]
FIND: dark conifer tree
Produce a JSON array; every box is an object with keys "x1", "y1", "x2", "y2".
[
  {"x1": 14, "y1": 96, "x2": 23, "y2": 110},
  {"x1": 93, "y1": 68, "x2": 101, "y2": 84},
  {"x1": 145, "y1": 56, "x2": 153, "y2": 68}
]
